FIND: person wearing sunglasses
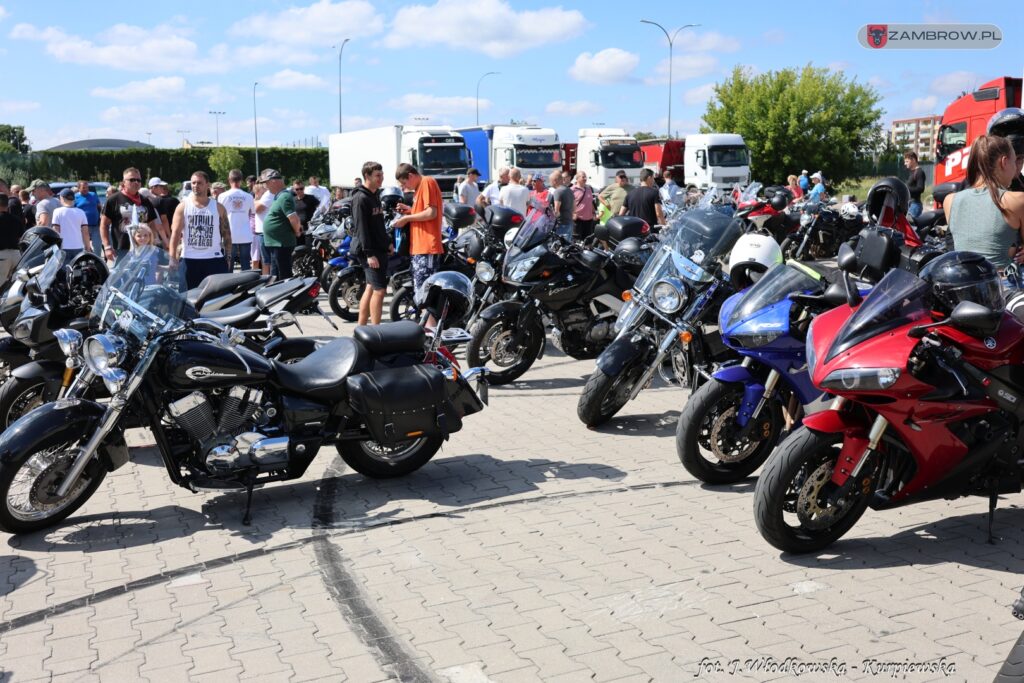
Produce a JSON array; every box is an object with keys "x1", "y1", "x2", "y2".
[{"x1": 100, "y1": 166, "x2": 166, "y2": 264}]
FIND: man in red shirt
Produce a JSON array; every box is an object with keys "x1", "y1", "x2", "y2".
[{"x1": 392, "y1": 163, "x2": 444, "y2": 296}]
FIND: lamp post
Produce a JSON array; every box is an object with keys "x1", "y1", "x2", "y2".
[
  {"x1": 176, "y1": 129, "x2": 190, "y2": 147},
  {"x1": 640, "y1": 20, "x2": 699, "y2": 139},
  {"x1": 476, "y1": 71, "x2": 499, "y2": 126},
  {"x1": 144, "y1": 131, "x2": 152, "y2": 145},
  {"x1": 209, "y1": 110, "x2": 225, "y2": 146},
  {"x1": 334, "y1": 38, "x2": 350, "y2": 133},
  {"x1": 253, "y1": 82, "x2": 260, "y2": 175}
]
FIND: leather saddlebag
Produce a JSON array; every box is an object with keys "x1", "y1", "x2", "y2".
[{"x1": 346, "y1": 365, "x2": 461, "y2": 444}]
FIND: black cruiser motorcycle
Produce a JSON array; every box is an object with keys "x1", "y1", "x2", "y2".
[{"x1": 0, "y1": 246, "x2": 488, "y2": 533}]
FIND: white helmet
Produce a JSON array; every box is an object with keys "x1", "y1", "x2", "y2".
[
  {"x1": 727, "y1": 233, "x2": 783, "y2": 289},
  {"x1": 840, "y1": 201, "x2": 861, "y2": 222}
]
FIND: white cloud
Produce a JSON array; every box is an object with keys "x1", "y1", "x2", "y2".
[
  {"x1": 545, "y1": 100, "x2": 602, "y2": 116},
  {"x1": 386, "y1": 93, "x2": 487, "y2": 115},
  {"x1": 682, "y1": 83, "x2": 716, "y2": 106},
  {"x1": 383, "y1": 0, "x2": 587, "y2": 58},
  {"x1": 645, "y1": 54, "x2": 718, "y2": 85},
  {"x1": 910, "y1": 95, "x2": 939, "y2": 115},
  {"x1": 0, "y1": 100, "x2": 40, "y2": 114},
  {"x1": 929, "y1": 70, "x2": 980, "y2": 97},
  {"x1": 100, "y1": 105, "x2": 149, "y2": 123},
  {"x1": 568, "y1": 48, "x2": 639, "y2": 84},
  {"x1": 0, "y1": 6, "x2": 8, "y2": 21},
  {"x1": 677, "y1": 31, "x2": 741, "y2": 53},
  {"x1": 91, "y1": 76, "x2": 186, "y2": 101},
  {"x1": 229, "y1": 0, "x2": 384, "y2": 46},
  {"x1": 261, "y1": 69, "x2": 328, "y2": 90}
]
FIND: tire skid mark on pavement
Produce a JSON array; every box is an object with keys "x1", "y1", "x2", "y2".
[
  {"x1": 312, "y1": 455, "x2": 436, "y2": 682},
  {"x1": 0, "y1": 478, "x2": 699, "y2": 634}
]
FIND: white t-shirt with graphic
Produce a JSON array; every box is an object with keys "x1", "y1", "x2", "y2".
[
  {"x1": 182, "y1": 196, "x2": 223, "y2": 260},
  {"x1": 218, "y1": 188, "x2": 255, "y2": 245},
  {"x1": 51, "y1": 206, "x2": 88, "y2": 250}
]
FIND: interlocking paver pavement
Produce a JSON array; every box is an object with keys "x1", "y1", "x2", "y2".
[{"x1": 2, "y1": 305, "x2": 1022, "y2": 681}]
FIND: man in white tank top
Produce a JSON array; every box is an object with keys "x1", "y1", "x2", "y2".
[{"x1": 169, "y1": 171, "x2": 233, "y2": 289}]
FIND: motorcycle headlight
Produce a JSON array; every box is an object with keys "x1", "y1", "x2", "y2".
[
  {"x1": 805, "y1": 325, "x2": 817, "y2": 375},
  {"x1": 84, "y1": 334, "x2": 127, "y2": 373},
  {"x1": 651, "y1": 278, "x2": 688, "y2": 314},
  {"x1": 100, "y1": 368, "x2": 128, "y2": 395},
  {"x1": 475, "y1": 261, "x2": 496, "y2": 283},
  {"x1": 820, "y1": 367, "x2": 901, "y2": 392},
  {"x1": 730, "y1": 331, "x2": 783, "y2": 348},
  {"x1": 55, "y1": 328, "x2": 84, "y2": 359},
  {"x1": 504, "y1": 228, "x2": 519, "y2": 248},
  {"x1": 800, "y1": 213, "x2": 814, "y2": 227},
  {"x1": 507, "y1": 256, "x2": 539, "y2": 282}
]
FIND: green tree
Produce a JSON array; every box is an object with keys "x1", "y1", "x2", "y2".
[
  {"x1": 701, "y1": 65, "x2": 883, "y2": 186},
  {"x1": 633, "y1": 131, "x2": 657, "y2": 141},
  {"x1": 207, "y1": 147, "x2": 245, "y2": 182},
  {"x1": 0, "y1": 141, "x2": 18, "y2": 155},
  {"x1": 0, "y1": 125, "x2": 30, "y2": 154}
]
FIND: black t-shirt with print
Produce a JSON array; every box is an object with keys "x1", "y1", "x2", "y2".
[
  {"x1": 103, "y1": 192, "x2": 158, "y2": 250},
  {"x1": 156, "y1": 195, "x2": 180, "y2": 223},
  {"x1": 624, "y1": 186, "x2": 662, "y2": 228}
]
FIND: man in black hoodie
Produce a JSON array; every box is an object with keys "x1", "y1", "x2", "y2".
[{"x1": 351, "y1": 161, "x2": 390, "y2": 325}]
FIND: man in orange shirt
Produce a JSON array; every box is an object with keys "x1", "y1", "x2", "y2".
[{"x1": 392, "y1": 163, "x2": 444, "y2": 296}]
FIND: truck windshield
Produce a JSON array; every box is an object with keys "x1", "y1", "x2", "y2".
[
  {"x1": 515, "y1": 146, "x2": 562, "y2": 168},
  {"x1": 599, "y1": 145, "x2": 643, "y2": 168},
  {"x1": 419, "y1": 144, "x2": 470, "y2": 172},
  {"x1": 708, "y1": 146, "x2": 749, "y2": 167}
]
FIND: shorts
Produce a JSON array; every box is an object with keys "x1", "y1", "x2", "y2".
[
  {"x1": 411, "y1": 254, "x2": 440, "y2": 293},
  {"x1": 251, "y1": 234, "x2": 263, "y2": 263},
  {"x1": 361, "y1": 255, "x2": 388, "y2": 291}
]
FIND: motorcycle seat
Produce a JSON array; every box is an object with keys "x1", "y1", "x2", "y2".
[
  {"x1": 353, "y1": 321, "x2": 425, "y2": 355},
  {"x1": 273, "y1": 337, "x2": 370, "y2": 401},
  {"x1": 203, "y1": 303, "x2": 260, "y2": 327},
  {"x1": 255, "y1": 277, "x2": 310, "y2": 309},
  {"x1": 187, "y1": 271, "x2": 263, "y2": 309},
  {"x1": 797, "y1": 261, "x2": 841, "y2": 284},
  {"x1": 912, "y1": 211, "x2": 944, "y2": 230}
]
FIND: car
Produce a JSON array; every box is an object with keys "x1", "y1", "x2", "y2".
[{"x1": 48, "y1": 181, "x2": 112, "y2": 209}]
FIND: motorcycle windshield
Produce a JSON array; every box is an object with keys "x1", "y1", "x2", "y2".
[
  {"x1": 825, "y1": 268, "x2": 930, "y2": 362},
  {"x1": 655, "y1": 208, "x2": 743, "y2": 283},
  {"x1": 726, "y1": 262, "x2": 822, "y2": 329},
  {"x1": 90, "y1": 245, "x2": 185, "y2": 340},
  {"x1": 14, "y1": 238, "x2": 53, "y2": 275},
  {"x1": 503, "y1": 209, "x2": 553, "y2": 275},
  {"x1": 736, "y1": 182, "x2": 763, "y2": 204},
  {"x1": 34, "y1": 246, "x2": 65, "y2": 295}
]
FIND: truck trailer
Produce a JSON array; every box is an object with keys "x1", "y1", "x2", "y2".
[
  {"x1": 328, "y1": 125, "x2": 470, "y2": 192},
  {"x1": 455, "y1": 125, "x2": 562, "y2": 183}
]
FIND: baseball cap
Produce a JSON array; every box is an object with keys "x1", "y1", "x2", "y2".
[
  {"x1": 148, "y1": 177, "x2": 168, "y2": 188},
  {"x1": 801, "y1": 169, "x2": 809, "y2": 175},
  {"x1": 59, "y1": 188, "x2": 75, "y2": 200},
  {"x1": 467, "y1": 167, "x2": 480, "y2": 176},
  {"x1": 258, "y1": 168, "x2": 283, "y2": 182},
  {"x1": 27, "y1": 179, "x2": 48, "y2": 191},
  {"x1": 615, "y1": 170, "x2": 628, "y2": 179},
  {"x1": 810, "y1": 172, "x2": 823, "y2": 181}
]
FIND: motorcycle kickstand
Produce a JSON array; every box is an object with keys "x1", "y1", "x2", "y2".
[
  {"x1": 242, "y1": 482, "x2": 256, "y2": 526},
  {"x1": 988, "y1": 483, "x2": 1000, "y2": 545}
]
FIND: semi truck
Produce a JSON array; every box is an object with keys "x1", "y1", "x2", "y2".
[
  {"x1": 638, "y1": 135, "x2": 751, "y2": 190},
  {"x1": 455, "y1": 125, "x2": 562, "y2": 183},
  {"x1": 934, "y1": 76, "x2": 1022, "y2": 187},
  {"x1": 575, "y1": 128, "x2": 644, "y2": 187},
  {"x1": 328, "y1": 125, "x2": 470, "y2": 192}
]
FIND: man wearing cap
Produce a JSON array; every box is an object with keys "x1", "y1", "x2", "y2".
[
  {"x1": 808, "y1": 171, "x2": 827, "y2": 202},
  {"x1": 51, "y1": 188, "x2": 91, "y2": 259},
  {"x1": 101, "y1": 167, "x2": 165, "y2": 263},
  {"x1": 148, "y1": 177, "x2": 179, "y2": 246},
  {"x1": 599, "y1": 171, "x2": 632, "y2": 219},
  {"x1": 258, "y1": 168, "x2": 302, "y2": 279},
  {"x1": 458, "y1": 168, "x2": 481, "y2": 207},
  {"x1": 27, "y1": 180, "x2": 59, "y2": 227},
  {"x1": 527, "y1": 174, "x2": 548, "y2": 216}
]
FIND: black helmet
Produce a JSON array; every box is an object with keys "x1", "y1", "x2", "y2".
[
  {"x1": 987, "y1": 108, "x2": 1024, "y2": 155},
  {"x1": 921, "y1": 251, "x2": 1004, "y2": 318},
  {"x1": 414, "y1": 271, "x2": 474, "y2": 328},
  {"x1": 769, "y1": 187, "x2": 793, "y2": 212},
  {"x1": 380, "y1": 186, "x2": 404, "y2": 210},
  {"x1": 18, "y1": 226, "x2": 61, "y2": 253},
  {"x1": 612, "y1": 236, "x2": 649, "y2": 269},
  {"x1": 865, "y1": 177, "x2": 910, "y2": 227},
  {"x1": 334, "y1": 198, "x2": 353, "y2": 218}
]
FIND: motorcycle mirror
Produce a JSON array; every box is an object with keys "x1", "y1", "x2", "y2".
[
  {"x1": 823, "y1": 281, "x2": 847, "y2": 307},
  {"x1": 949, "y1": 300, "x2": 1002, "y2": 337},
  {"x1": 837, "y1": 243, "x2": 857, "y2": 272}
]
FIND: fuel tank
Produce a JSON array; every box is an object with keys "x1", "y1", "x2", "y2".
[{"x1": 162, "y1": 339, "x2": 272, "y2": 391}]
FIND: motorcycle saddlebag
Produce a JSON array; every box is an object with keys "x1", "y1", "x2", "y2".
[
  {"x1": 596, "y1": 216, "x2": 649, "y2": 245},
  {"x1": 346, "y1": 365, "x2": 462, "y2": 444},
  {"x1": 444, "y1": 203, "x2": 478, "y2": 230}
]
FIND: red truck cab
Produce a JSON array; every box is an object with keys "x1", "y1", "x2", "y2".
[{"x1": 935, "y1": 76, "x2": 1022, "y2": 187}]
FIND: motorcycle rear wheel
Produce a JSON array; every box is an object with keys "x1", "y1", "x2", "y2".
[
  {"x1": 577, "y1": 361, "x2": 646, "y2": 427},
  {"x1": 389, "y1": 286, "x2": 418, "y2": 322},
  {"x1": 328, "y1": 272, "x2": 364, "y2": 322},
  {"x1": 467, "y1": 318, "x2": 542, "y2": 385},
  {"x1": 336, "y1": 435, "x2": 443, "y2": 478},
  {"x1": 753, "y1": 428, "x2": 873, "y2": 554},
  {"x1": 291, "y1": 251, "x2": 322, "y2": 280}
]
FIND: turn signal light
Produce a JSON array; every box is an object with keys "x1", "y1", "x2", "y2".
[
  {"x1": 679, "y1": 330, "x2": 693, "y2": 344},
  {"x1": 622, "y1": 291, "x2": 632, "y2": 301},
  {"x1": 541, "y1": 270, "x2": 552, "y2": 278},
  {"x1": 467, "y1": 257, "x2": 476, "y2": 264},
  {"x1": 406, "y1": 430, "x2": 425, "y2": 437}
]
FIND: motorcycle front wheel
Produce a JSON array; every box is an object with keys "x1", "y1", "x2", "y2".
[
  {"x1": 753, "y1": 428, "x2": 874, "y2": 554},
  {"x1": 388, "y1": 285, "x2": 418, "y2": 322},
  {"x1": 336, "y1": 435, "x2": 443, "y2": 478},
  {"x1": 467, "y1": 318, "x2": 542, "y2": 385},
  {"x1": 0, "y1": 434, "x2": 107, "y2": 533},
  {"x1": 0, "y1": 374, "x2": 58, "y2": 429},
  {"x1": 328, "y1": 272, "x2": 364, "y2": 322},
  {"x1": 577, "y1": 359, "x2": 647, "y2": 427},
  {"x1": 676, "y1": 379, "x2": 783, "y2": 484}
]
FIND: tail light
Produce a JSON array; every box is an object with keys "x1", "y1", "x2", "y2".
[
  {"x1": 510, "y1": 214, "x2": 524, "y2": 225},
  {"x1": 307, "y1": 282, "x2": 321, "y2": 298}
]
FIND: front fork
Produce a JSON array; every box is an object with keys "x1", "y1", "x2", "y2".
[
  {"x1": 627, "y1": 328, "x2": 680, "y2": 402},
  {"x1": 736, "y1": 361, "x2": 781, "y2": 435},
  {"x1": 826, "y1": 399, "x2": 888, "y2": 503}
]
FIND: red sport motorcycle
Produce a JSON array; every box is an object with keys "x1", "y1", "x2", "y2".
[{"x1": 754, "y1": 250, "x2": 1024, "y2": 553}]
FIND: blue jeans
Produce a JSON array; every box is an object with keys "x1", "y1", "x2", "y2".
[
  {"x1": 266, "y1": 246, "x2": 293, "y2": 280},
  {"x1": 184, "y1": 256, "x2": 230, "y2": 290},
  {"x1": 909, "y1": 201, "x2": 923, "y2": 218},
  {"x1": 230, "y1": 243, "x2": 251, "y2": 270},
  {"x1": 88, "y1": 226, "x2": 102, "y2": 257}
]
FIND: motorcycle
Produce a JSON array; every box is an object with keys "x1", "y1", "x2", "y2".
[
  {"x1": 576, "y1": 208, "x2": 744, "y2": 426},
  {"x1": 466, "y1": 209, "x2": 648, "y2": 385},
  {"x1": 753, "y1": 252, "x2": 1024, "y2": 553},
  {"x1": 779, "y1": 201, "x2": 866, "y2": 260},
  {"x1": 0, "y1": 245, "x2": 489, "y2": 533}
]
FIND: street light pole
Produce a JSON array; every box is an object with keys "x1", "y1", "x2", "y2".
[
  {"x1": 334, "y1": 38, "x2": 350, "y2": 133},
  {"x1": 476, "y1": 71, "x2": 499, "y2": 126},
  {"x1": 176, "y1": 129, "x2": 190, "y2": 147},
  {"x1": 253, "y1": 82, "x2": 260, "y2": 176},
  {"x1": 640, "y1": 20, "x2": 699, "y2": 139},
  {"x1": 209, "y1": 111, "x2": 225, "y2": 146}
]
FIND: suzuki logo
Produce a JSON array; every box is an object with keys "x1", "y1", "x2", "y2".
[
  {"x1": 867, "y1": 24, "x2": 888, "y2": 48},
  {"x1": 186, "y1": 366, "x2": 235, "y2": 380}
]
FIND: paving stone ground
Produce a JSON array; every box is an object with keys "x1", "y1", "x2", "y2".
[{"x1": 1, "y1": 305, "x2": 1022, "y2": 682}]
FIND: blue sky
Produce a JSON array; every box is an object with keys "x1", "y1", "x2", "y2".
[{"x1": 0, "y1": 0, "x2": 1017, "y2": 150}]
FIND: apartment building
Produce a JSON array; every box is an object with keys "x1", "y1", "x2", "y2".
[{"x1": 890, "y1": 115, "x2": 942, "y2": 161}]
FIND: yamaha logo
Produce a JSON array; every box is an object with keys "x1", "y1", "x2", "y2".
[
  {"x1": 984, "y1": 337, "x2": 997, "y2": 349},
  {"x1": 186, "y1": 366, "x2": 235, "y2": 380}
]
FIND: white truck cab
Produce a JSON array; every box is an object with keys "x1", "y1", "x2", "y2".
[
  {"x1": 576, "y1": 128, "x2": 644, "y2": 188},
  {"x1": 683, "y1": 133, "x2": 750, "y2": 189},
  {"x1": 491, "y1": 126, "x2": 561, "y2": 178}
]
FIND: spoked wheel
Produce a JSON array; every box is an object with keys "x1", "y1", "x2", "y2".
[
  {"x1": 336, "y1": 435, "x2": 443, "y2": 478},
  {"x1": 466, "y1": 318, "x2": 542, "y2": 385},
  {"x1": 0, "y1": 375, "x2": 52, "y2": 429},
  {"x1": 388, "y1": 286, "x2": 418, "y2": 322},
  {"x1": 328, "y1": 273, "x2": 363, "y2": 322},
  {"x1": 577, "y1": 360, "x2": 646, "y2": 427},
  {"x1": 0, "y1": 437, "x2": 106, "y2": 533},
  {"x1": 753, "y1": 428, "x2": 875, "y2": 553},
  {"x1": 676, "y1": 380, "x2": 783, "y2": 484}
]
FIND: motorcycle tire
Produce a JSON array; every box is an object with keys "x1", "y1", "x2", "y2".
[
  {"x1": 576, "y1": 360, "x2": 646, "y2": 427},
  {"x1": 753, "y1": 428, "x2": 874, "y2": 554},
  {"x1": 336, "y1": 435, "x2": 443, "y2": 478},
  {"x1": 779, "y1": 237, "x2": 794, "y2": 259},
  {"x1": 328, "y1": 272, "x2": 364, "y2": 322},
  {"x1": 388, "y1": 286, "x2": 418, "y2": 322},
  {"x1": 0, "y1": 432, "x2": 107, "y2": 534},
  {"x1": 676, "y1": 379, "x2": 783, "y2": 485},
  {"x1": 320, "y1": 263, "x2": 337, "y2": 290},
  {"x1": 467, "y1": 317, "x2": 542, "y2": 385},
  {"x1": 996, "y1": 631, "x2": 1024, "y2": 682},
  {"x1": 0, "y1": 374, "x2": 58, "y2": 429}
]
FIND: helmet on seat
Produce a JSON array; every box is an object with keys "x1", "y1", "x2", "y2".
[
  {"x1": 414, "y1": 271, "x2": 474, "y2": 329},
  {"x1": 865, "y1": 177, "x2": 910, "y2": 228},
  {"x1": 921, "y1": 251, "x2": 1004, "y2": 317},
  {"x1": 18, "y1": 226, "x2": 61, "y2": 253},
  {"x1": 727, "y1": 233, "x2": 783, "y2": 289},
  {"x1": 769, "y1": 187, "x2": 792, "y2": 212}
]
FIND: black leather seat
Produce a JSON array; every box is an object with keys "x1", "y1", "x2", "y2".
[
  {"x1": 203, "y1": 303, "x2": 260, "y2": 327},
  {"x1": 255, "y1": 278, "x2": 307, "y2": 309},
  {"x1": 273, "y1": 338, "x2": 370, "y2": 402},
  {"x1": 187, "y1": 271, "x2": 262, "y2": 309},
  {"x1": 353, "y1": 321, "x2": 425, "y2": 355}
]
